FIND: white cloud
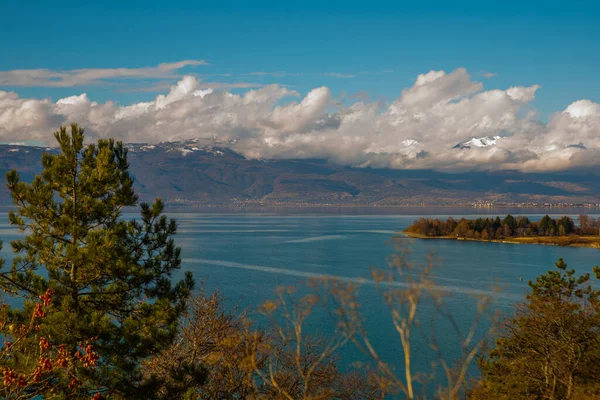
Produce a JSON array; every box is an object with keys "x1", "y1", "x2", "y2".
[
  {"x1": 564, "y1": 99, "x2": 600, "y2": 119},
  {"x1": 246, "y1": 70, "x2": 393, "y2": 79},
  {"x1": 0, "y1": 68, "x2": 599, "y2": 172},
  {"x1": 246, "y1": 71, "x2": 298, "y2": 77},
  {"x1": 479, "y1": 70, "x2": 498, "y2": 78},
  {"x1": 398, "y1": 68, "x2": 483, "y2": 107},
  {"x1": 0, "y1": 60, "x2": 207, "y2": 87},
  {"x1": 327, "y1": 73, "x2": 357, "y2": 79}
]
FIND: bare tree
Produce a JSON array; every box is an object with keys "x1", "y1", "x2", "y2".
[
  {"x1": 144, "y1": 286, "x2": 380, "y2": 399},
  {"x1": 317, "y1": 240, "x2": 496, "y2": 399}
]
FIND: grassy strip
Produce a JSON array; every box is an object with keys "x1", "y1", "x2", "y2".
[{"x1": 399, "y1": 232, "x2": 600, "y2": 248}]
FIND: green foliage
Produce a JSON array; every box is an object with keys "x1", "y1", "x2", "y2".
[
  {"x1": 517, "y1": 216, "x2": 530, "y2": 229},
  {"x1": 492, "y1": 216, "x2": 501, "y2": 230},
  {"x1": 528, "y1": 257, "x2": 600, "y2": 302},
  {"x1": 538, "y1": 214, "x2": 556, "y2": 236},
  {"x1": 502, "y1": 214, "x2": 516, "y2": 230},
  {"x1": 406, "y1": 214, "x2": 585, "y2": 240},
  {"x1": 0, "y1": 124, "x2": 196, "y2": 398},
  {"x1": 557, "y1": 216, "x2": 576, "y2": 236},
  {"x1": 472, "y1": 258, "x2": 600, "y2": 399}
]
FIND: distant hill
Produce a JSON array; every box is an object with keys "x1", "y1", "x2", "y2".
[{"x1": 1, "y1": 141, "x2": 599, "y2": 206}]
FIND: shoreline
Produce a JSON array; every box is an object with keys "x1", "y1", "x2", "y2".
[
  {"x1": 158, "y1": 205, "x2": 600, "y2": 216},
  {"x1": 398, "y1": 232, "x2": 600, "y2": 249}
]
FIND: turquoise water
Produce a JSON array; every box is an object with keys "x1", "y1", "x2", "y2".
[
  {"x1": 171, "y1": 213, "x2": 599, "y2": 305},
  {"x1": 1, "y1": 211, "x2": 599, "y2": 391},
  {"x1": 177, "y1": 213, "x2": 600, "y2": 390}
]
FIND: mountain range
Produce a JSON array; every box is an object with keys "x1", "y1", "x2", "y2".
[{"x1": 1, "y1": 140, "x2": 599, "y2": 207}]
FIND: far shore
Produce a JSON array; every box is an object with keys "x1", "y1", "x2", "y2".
[{"x1": 398, "y1": 232, "x2": 600, "y2": 249}]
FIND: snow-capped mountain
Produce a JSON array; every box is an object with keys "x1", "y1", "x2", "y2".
[
  {"x1": 1, "y1": 139, "x2": 599, "y2": 206},
  {"x1": 126, "y1": 139, "x2": 242, "y2": 158},
  {"x1": 453, "y1": 136, "x2": 504, "y2": 149}
]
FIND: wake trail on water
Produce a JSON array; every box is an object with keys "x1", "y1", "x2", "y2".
[
  {"x1": 179, "y1": 229, "x2": 290, "y2": 233},
  {"x1": 284, "y1": 235, "x2": 346, "y2": 244},
  {"x1": 341, "y1": 230, "x2": 398, "y2": 234},
  {"x1": 184, "y1": 258, "x2": 521, "y2": 300},
  {"x1": 498, "y1": 261, "x2": 546, "y2": 267}
]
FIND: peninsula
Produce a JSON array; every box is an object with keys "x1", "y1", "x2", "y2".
[{"x1": 403, "y1": 214, "x2": 600, "y2": 248}]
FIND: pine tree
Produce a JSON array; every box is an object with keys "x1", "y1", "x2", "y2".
[
  {"x1": 492, "y1": 216, "x2": 502, "y2": 231},
  {"x1": 502, "y1": 214, "x2": 516, "y2": 230},
  {"x1": 557, "y1": 216, "x2": 575, "y2": 236},
  {"x1": 472, "y1": 259, "x2": 600, "y2": 399},
  {"x1": 538, "y1": 214, "x2": 556, "y2": 236},
  {"x1": 0, "y1": 124, "x2": 195, "y2": 398}
]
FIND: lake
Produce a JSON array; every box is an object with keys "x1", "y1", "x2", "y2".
[{"x1": 1, "y1": 210, "x2": 599, "y2": 392}]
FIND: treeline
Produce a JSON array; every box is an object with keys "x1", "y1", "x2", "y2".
[{"x1": 406, "y1": 214, "x2": 600, "y2": 240}]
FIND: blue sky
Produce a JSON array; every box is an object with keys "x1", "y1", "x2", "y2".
[
  {"x1": 1, "y1": 0, "x2": 599, "y2": 117},
  {"x1": 1, "y1": 0, "x2": 600, "y2": 173}
]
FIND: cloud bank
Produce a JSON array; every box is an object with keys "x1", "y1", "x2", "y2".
[{"x1": 1, "y1": 67, "x2": 599, "y2": 172}]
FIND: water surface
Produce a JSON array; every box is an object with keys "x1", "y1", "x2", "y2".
[{"x1": 1, "y1": 211, "x2": 599, "y2": 390}]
